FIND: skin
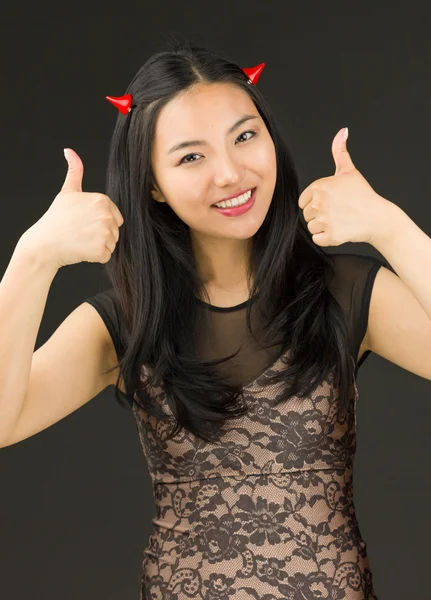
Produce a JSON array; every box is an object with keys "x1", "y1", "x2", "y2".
[{"x1": 150, "y1": 82, "x2": 277, "y2": 294}]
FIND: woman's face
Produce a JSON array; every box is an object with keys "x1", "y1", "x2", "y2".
[{"x1": 151, "y1": 81, "x2": 277, "y2": 249}]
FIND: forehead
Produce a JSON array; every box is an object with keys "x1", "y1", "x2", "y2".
[{"x1": 153, "y1": 83, "x2": 258, "y2": 149}]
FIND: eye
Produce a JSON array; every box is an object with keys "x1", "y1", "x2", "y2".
[{"x1": 178, "y1": 130, "x2": 257, "y2": 165}]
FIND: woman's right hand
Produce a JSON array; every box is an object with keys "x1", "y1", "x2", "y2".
[{"x1": 19, "y1": 148, "x2": 124, "y2": 270}]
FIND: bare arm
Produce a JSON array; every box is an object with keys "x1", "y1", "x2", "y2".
[
  {"x1": 0, "y1": 235, "x2": 126, "y2": 448},
  {"x1": 0, "y1": 236, "x2": 59, "y2": 444},
  {"x1": 0, "y1": 148, "x2": 127, "y2": 448}
]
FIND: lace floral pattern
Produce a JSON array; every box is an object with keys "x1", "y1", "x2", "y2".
[{"x1": 132, "y1": 352, "x2": 378, "y2": 599}]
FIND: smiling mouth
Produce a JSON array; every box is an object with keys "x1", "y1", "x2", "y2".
[{"x1": 211, "y1": 188, "x2": 256, "y2": 208}]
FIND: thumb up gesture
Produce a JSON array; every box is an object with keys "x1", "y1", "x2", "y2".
[{"x1": 21, "y1": 149, "x2": 124, "y2": 270}]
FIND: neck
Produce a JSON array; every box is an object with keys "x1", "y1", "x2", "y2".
[{"x1": 192, "y1": 235, "x2": 253, "y2": 290}]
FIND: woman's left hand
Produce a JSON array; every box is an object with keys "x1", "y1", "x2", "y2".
[{"x1": 297, "y1": 128, "x2": 394, "y2": 247}]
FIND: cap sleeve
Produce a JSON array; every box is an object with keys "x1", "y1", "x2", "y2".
[
  {"x1": 327, "y1": 252, "x2": 388, "y2": 373},
  {"x1": 84, "y1": 287, "x2": 126, "y2": 361}
]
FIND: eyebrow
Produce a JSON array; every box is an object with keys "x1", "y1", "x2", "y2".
[{"x1": 167, "y1": 114, "x2": 260, "y2": 155}]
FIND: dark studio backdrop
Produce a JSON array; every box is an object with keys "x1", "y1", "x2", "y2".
[{"x1": 0, "y1": 1, "x2": 430, "y2": 598}]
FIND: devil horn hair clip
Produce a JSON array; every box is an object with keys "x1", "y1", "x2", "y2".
[
  {"x1": 241, "y1": 62, "x2": 265, "y2": 85},
  {"x1": 106, "y1": 62, "x2": 265, "y2": 115}
]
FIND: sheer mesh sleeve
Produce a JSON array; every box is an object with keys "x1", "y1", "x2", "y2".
[
  {"x1": 84, "y1": 287, "x2": 132, "y2": 406},
  {"x1": 84, "y1": 288, "x2": 125, "y2": 361},
  {"x1": 327, "y1": 252, "x2": 389, "y2": 373}
]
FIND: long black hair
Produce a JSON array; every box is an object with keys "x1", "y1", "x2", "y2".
[{"x1": 104, "y1": 37, "x2": 354, "y2": 443}]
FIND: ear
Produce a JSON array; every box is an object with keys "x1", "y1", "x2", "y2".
[{"x1": 151, "y1": 188, "x2": 163, "y2": 202}]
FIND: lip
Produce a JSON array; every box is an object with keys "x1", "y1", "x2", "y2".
[
  {"x1": 211, "y1": 187, "x2": 256, "y2": 217},
  {"x1": 211, "y1": 187, "x2": 254, "y2": 206}
]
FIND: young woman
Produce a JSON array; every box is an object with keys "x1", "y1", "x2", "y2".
[
  {"x1": 8, "y1": 38, "x2": 428, "y2": 599},
  {"x1": 87, "y1": 40, "x2": 385, "y2": 599}
]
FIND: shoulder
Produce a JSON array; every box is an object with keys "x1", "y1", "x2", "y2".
[
  {"x1": 84, "y1": 287, "x2": 128, "y2": 393},
  {"x1": 325, "y1": 252, "x2": 386, "y2": 295},
  {"x1": 326, "y1": 251, "x2": 386, "y2": 275}
]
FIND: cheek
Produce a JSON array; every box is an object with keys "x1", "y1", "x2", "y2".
[
  {"x1": 165, "y1": 192, "x2": 206, "y2": 226},
  {"x1": 168, "y1": 174, "x2": 205, "y2": 199},
  {"x1": 163, "y1": 179, "x2": 202, "y2": 210},
  {"x1": 252, "y1": 142, "x2": 276, "y2": 177}
]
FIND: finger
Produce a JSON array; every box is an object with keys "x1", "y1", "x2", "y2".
[
  {"x1": 298, "y1": 185, "x2": 313, "y2": 210},
  {"x1": 61, "y1": 148, "x2": 84, "y2": 194},
  {"x1": 110, "y1": 202, "x2": 124, "y2": 227},
  {"x1": 105, "y1": 236, "x2": 117, "y2": 253}
]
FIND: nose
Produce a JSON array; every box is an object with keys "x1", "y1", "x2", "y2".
[{"x1": 213, "y1": 152, "x2": 245, "y2": 189}]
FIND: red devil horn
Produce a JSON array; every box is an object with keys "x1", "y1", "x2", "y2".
[
  {"x1": 241, "y1": 63, "x2": 265, "y2": 85},
  {"x1": 106, "y1": 94, "x2": 133, "y2": 114}
]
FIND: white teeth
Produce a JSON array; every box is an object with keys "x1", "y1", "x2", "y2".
[{"x1": 213, "y1": 189, "x2": 253, "y2": 209}]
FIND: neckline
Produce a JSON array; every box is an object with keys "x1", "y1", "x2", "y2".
[{"x1": 195, "y1": 289, "x2": 261, "y2": 313}]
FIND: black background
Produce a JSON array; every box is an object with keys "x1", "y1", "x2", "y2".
[{"x1": 0, "y1": 1, "x2": 430, "y2": 598}]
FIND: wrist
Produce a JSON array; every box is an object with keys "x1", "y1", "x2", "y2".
[
  {"x1": 369, "y1": 198, "x2": 406, "y2": 249},
  {"x1": 15, "y1": 230, "x2": 60, "y2": 276}
]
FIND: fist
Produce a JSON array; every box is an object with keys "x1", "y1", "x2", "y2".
[{"x1": 22, "y1": 148, "x2": 124, "y2": 269}]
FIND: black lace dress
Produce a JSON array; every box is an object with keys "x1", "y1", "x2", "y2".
[{"x1": 85, "y1": 252, "x2": 385, "y2": 600}]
